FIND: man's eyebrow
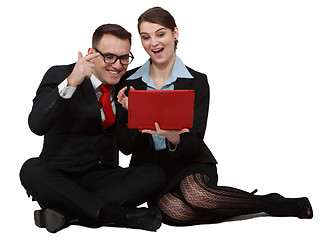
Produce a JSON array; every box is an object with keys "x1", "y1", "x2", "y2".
[
  {"x1": 103, "y1": 52, "x2": 130, "y2": 57},
  {"x1": 101, "y1": 52, "x2": 115, "y2": 55},
  {"x1": 140, "y1": 28, "x2": 167, "y2": 35}
]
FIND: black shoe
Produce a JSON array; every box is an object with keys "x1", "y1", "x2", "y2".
[
  {"x1": 34, "y1": 209, "x2": 66, "y2": 233},
  {"x1": 125, "y1": 207, "x2": 162, "y2": 231},
  {"x1": 263, "y1": 193, "x2": 313, "y2": 219},
  {"x1": 297, "y1": 197, "x2": 313, "y2": 219}
]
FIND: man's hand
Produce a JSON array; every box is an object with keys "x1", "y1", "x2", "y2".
[
  {"x1": 117, "y1": 86, "x2": 135, "y2": 110},
  {"x1": 67, "y1": 51, "x2": 100, "y2": 87},
  {"x1": 141, "y1": 122, "x2": 189, "y2": 146}
]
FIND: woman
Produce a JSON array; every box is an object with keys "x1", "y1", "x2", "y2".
[{"x1": 116, "y1": 7, "x2": 313, "y2": 226}]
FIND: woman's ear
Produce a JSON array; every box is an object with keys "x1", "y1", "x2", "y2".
[{"x1": 173, "y1": 27, "x2": 179, "y2": 40}]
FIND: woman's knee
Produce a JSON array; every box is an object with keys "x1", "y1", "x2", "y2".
[
  {"x1": 158, "y1": 192, "x2": 193, "y2": 226},
  {"x1": 179, "y1": 174, "x2": 210, "y2": 207}
]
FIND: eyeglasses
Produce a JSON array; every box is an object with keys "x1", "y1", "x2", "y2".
[{"x1": 94, "y1": 48, "x2": 134, "y2": 65}]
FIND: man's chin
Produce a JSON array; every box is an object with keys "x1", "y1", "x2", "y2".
[
  {"x1": 104, "y1": 72, "x2": 126, "y2": 85},
  {"x1": 104, "y1": 78, "x2": 122, "y2": 86}
]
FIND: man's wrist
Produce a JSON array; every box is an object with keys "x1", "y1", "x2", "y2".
[
  {"x1": 67, "y1": 77, "x2": 79, "y2": 88},
  {"x1": 58, "y1": 79, "x2": 77, "y2": 99}
]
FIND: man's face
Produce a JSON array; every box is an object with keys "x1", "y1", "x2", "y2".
[{"x1": 89, "y1": 34, "x2": 131, "y2": 85}]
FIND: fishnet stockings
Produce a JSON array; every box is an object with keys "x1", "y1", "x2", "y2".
[
  {"x1": 158, "y1": 173, "x2": 312, "y2": 226},
  {"x1": 157, "y1": 191, "x2": 222, "y2": 226}
]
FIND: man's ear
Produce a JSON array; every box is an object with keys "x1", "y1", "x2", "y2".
[{"x1": 88, "y1": 48, "x2": 94, "y2": 55}]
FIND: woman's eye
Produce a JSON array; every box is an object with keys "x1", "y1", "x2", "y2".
[
  {"x1": 142, "y1": 36, "x2": 149, "y2": 40},
  {"x1": 158, "y1": 32, "x2": 165, "y2": 37}
]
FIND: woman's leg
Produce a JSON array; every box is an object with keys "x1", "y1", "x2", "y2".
[
  {"x1": 158, "y1": 173, "x2": 313, "y2": 226},
  {"x1": 180, "y1": 174, "x2": 313, "y2": 219},
  {"x1": 158, "y1": 191, "x2": 229, "y2": 226}
]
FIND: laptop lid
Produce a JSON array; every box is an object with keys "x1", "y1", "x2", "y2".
[{"x1": 128, "y1": 90, "x2": 195, "y2": 130}]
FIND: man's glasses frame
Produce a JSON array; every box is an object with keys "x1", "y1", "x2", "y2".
[{"x1": 94, "y1": 47, "x2": 134, "y2": 65}]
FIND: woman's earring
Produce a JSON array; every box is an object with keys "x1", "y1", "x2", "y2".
[{"x1": 174, "y1": 37, "x2": 177, "y2": 40}]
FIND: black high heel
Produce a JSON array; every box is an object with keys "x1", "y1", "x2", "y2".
[
  {"x1": 263, "y1": 193, "x2": 313, "y2": 219},
  {"x1": 297, "y1": 197, "x2": 313, "y2": 219}
]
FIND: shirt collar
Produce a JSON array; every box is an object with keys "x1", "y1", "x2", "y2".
[
  {"x1": 90, "y1": 74, "x2": 103, "y2": 90},
  {"x1": 127, "y1": 55, "x2": 193, "y2": 89},
  {"x1": 90, "y1": 74, "x2": 115, "y2": 98}
]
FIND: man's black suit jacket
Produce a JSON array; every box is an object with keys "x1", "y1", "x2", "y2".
[
  {"x1": 29, "y1": 64, "x2": 118, "y2": 172},
  {"x1": 115, "y1": 66, "x2": 217, "y2": 168}
]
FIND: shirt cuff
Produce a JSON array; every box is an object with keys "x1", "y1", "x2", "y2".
[
  {"x1": 58, "y1": 79, "x2": 77, "y2": 99},
  {"x1": 168, "y1": 139, "x2": 180, "y2": 152}
]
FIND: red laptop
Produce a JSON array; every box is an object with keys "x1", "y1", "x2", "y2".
[{"x1": 128, "y1": 90, "x2": 195, "y2": 130}]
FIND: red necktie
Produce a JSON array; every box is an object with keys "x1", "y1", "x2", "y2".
[{"x1": 99, "y1": 84, "x2": 115, "y2": 129}]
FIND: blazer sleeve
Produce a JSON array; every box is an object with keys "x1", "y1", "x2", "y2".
[
  {"x1": 28, "y1": 65, "x2": 72, "y2": 136},
  {"x1": 168, "y1": 72, "x2": 212, "y2": 161}
]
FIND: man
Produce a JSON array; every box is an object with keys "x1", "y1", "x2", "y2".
[{"x1": 19, "y1": 24, "x2": 166, "y2": 233}]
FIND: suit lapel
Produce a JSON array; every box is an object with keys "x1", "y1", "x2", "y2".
[
  {"x1": 132, "y1": 78, "x2": 148, "y2": 90},
  {"x1": 174, "y1": 78, "x2": 192, "y2": 90},
  {"x1": 81, "y1": 78, "x2": 102, "y2": 126}
]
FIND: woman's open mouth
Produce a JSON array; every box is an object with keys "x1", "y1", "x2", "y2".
[{"x1": 151, "y1": 48, "x2": 164, "y2": 56}]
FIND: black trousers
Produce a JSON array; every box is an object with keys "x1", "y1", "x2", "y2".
[{"x1": 20, "y1": 158, "x2": 166, "y2": 221}]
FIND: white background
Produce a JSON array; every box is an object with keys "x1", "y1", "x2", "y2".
[{"x1": 0, "y1": 0, "x2": 321, "y2": 239}]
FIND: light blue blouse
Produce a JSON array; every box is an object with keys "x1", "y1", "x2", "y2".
[{"x1": 127, "y1": 56, "x2": 193, "y2": 151}]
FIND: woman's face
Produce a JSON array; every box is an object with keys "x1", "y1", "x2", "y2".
[{"x1": 139, "y1": 21, "x2": 178, "y2": 67}]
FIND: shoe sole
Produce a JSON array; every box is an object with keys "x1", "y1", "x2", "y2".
[
  {"x1": 145, "y1": 207, "x2": 163, "y2": 231},
  {"x1": 34, "y1": 209, "x2": 65, "y2": 233},
  {"x1": 34, "y1": 210, "x2": 45, "y2": 228}
]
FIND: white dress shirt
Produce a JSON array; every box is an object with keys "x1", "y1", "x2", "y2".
[{"x1": 58, "y1": 76, "x2": 115, "y2": 123}]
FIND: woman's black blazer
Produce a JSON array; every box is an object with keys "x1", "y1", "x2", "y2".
[{"x1": 115, "y1": 66, "x2": 217, "y2": 166}]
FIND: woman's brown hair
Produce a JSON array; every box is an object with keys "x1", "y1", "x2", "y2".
[{"x1": 138, "y1": 7, "x2": 178, "y2": 50}]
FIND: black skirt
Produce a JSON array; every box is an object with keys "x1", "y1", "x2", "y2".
[{"x1": 150, "y1": 149, "x2": 218, "y2": 204}]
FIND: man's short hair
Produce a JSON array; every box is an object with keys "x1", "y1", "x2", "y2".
[{"x1": 92, "y1": 24, "x2": 132, "y2": 48}]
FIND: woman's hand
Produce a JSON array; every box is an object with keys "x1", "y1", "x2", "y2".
[
  {"x1": 117, "y1": 86, "x2": 135, "y2": 110},
  {"x1": 141, "y1": 122, "x2": 189, "y2": 145}
]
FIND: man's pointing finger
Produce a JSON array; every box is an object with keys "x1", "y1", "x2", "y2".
[{"x1": 84, "y1": 52, "x2": 100, "y2": 62}]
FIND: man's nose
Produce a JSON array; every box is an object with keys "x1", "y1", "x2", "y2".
[{"x1": 112, "y1": 58, "x2": 122, "y2": 68}]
